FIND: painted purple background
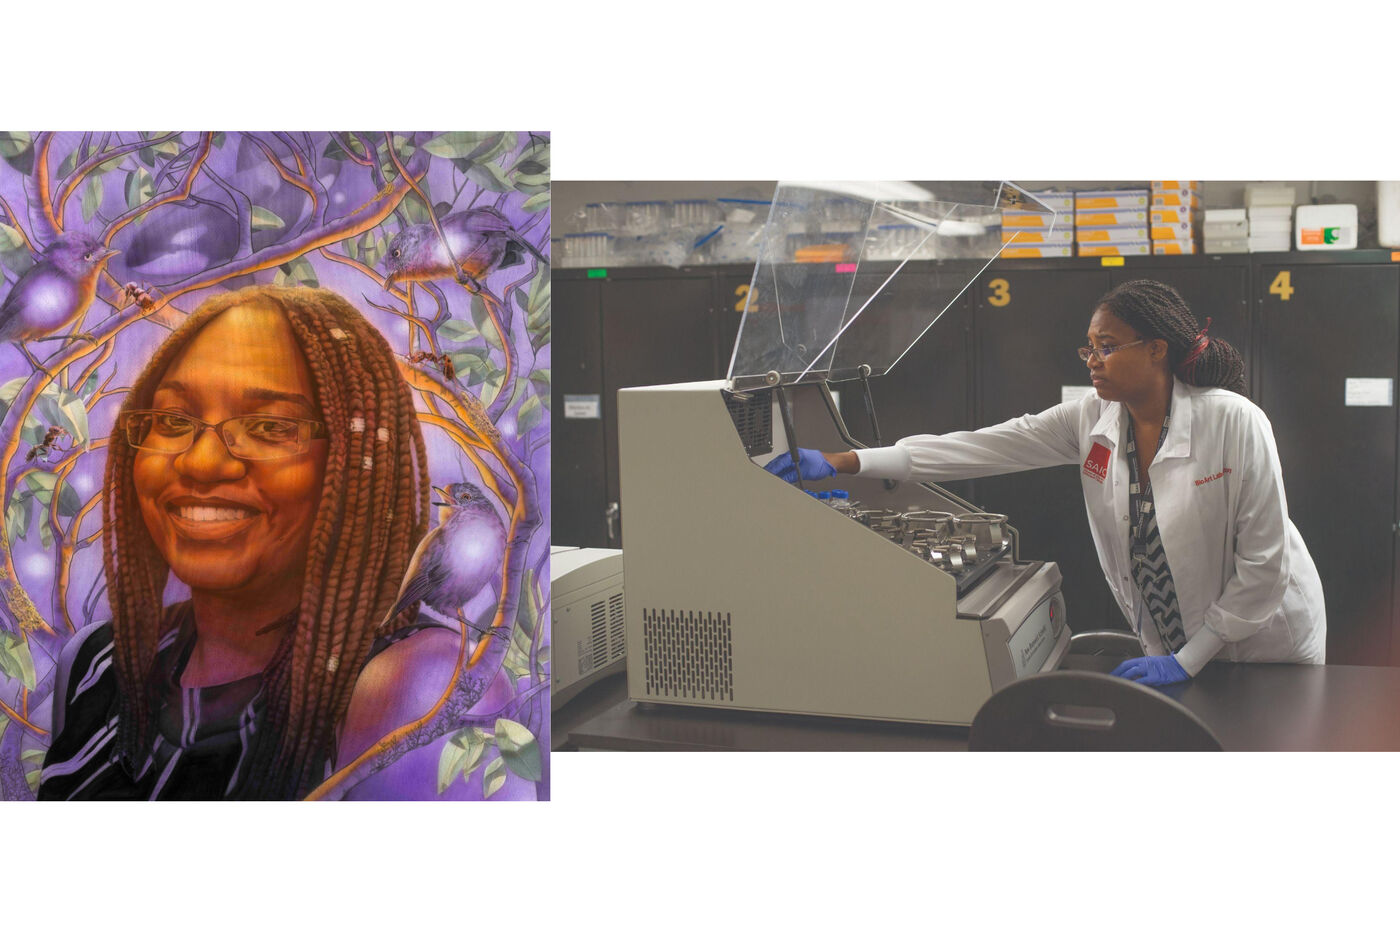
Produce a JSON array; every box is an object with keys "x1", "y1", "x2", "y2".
[{"x1": 0, "y1": 131, "x2": 551, "y2": 800}]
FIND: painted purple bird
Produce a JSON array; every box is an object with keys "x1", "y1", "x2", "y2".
[
  {"x1": 0, "y1": 233, "x2": 118, "y2": 345},
  {"x1": 382, "y1": 207, "x2": 547, "y2": 291},
  {"x1": 381, "y1": 481, "x2": 508, "y2": 630}
]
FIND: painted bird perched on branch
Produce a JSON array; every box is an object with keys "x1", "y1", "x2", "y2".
[
  {"x1": 0, "y1": 233, "x2": 117, "y2": 346},
  {"x1": 381, "y1": 481, "x2": 508, "y2": 632},
  {"x1": 382, "y1": 208, "x2": 547, "y2": 291}
]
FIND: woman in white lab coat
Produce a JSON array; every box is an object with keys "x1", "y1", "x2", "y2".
[{"x1": 767, "y1": 279, "x2": 1326, "y2": 685}]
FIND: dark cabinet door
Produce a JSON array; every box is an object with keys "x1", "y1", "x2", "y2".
[
  {"x1": 853, "y1": 269, "x2": 976, "y2": 505},
  {"x1": 552, "y1": 279, "x2": 608, "y2": 547},
  {"x1": 973, "y1": 265, "x2": 1122, "y2": 633},
  {"x1": 1256, "y1": 262, "x2": 1400, "y2": 665},
  {"x1": 715, "y1": 269, "x2": 754, "y2": 380},
  {"x1": 601, "y1": 275, "x2": 719, "y2": 545}
]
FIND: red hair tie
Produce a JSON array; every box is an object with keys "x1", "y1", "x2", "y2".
[{"x1": 1177, "y1": 317, "x2": 1212, "y2": 379}]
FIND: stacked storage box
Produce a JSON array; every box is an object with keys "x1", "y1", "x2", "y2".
[
  {"x1": 1150, "y1": 181, "x2": 1202, "y2": 255},
  {"x1": 1246, "y1": 184, "x2": 1295, "y2": 253},
  {"x1": 1000, "y1": 190, "x2": 1075, "y2": 258},
  {"x1": 1204, "y1": 209, "x2": 1249, "y2": 254},
  {"x1": 1076, "y1": 188, "x2": 1150, "y2": 257}
]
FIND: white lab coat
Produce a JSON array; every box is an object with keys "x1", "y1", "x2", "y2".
[{"x1": 855, "y1": 378, "x2": 1326, "y2": 674}]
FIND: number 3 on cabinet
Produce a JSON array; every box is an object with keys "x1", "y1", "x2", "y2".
[{"x1": 987, "y1": 278, "x2": 1011, "y2": 307}]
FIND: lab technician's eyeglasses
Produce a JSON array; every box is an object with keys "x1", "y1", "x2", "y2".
[
  {"x1": 1077, "y1": 339, "x2": 1147, "y2": 363},
  {"x1": 121, "y1": 410, "x2": 329, "y2": 461}
]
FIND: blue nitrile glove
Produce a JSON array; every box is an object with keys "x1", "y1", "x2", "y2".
[
  {"x1": 1110, "y1": 655, "x2": 1190, "y2": 687},
  {"x1": 764, "y1": 449, "x2": 837, "y2": 484}
]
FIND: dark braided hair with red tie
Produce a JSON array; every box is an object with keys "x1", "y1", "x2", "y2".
[
  {"x1": 1095, "y1": 279, "x2": 1247, "y2": 396},
  {"x1": 102, "y1": 285, "x2": 430, "y2": 799}
]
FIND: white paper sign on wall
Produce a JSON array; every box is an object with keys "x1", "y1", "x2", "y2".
[{"x1": 1344, "y1": 378, "x2": 1394, "y2": 407}]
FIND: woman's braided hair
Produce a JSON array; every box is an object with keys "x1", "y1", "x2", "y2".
[
  {"x1": 1096, "y1": 279, "x2": 1247, "y2": 396},
  {"x1": 102, "y1": 285, "x2": 430, "y2": 798}
]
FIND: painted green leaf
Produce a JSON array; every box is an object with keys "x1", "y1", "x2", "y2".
[
  {"x1": 343, "y1": 236, "x2": 360, "y2": 262},
  {"x1": 528, "y1": 369, "x2": 551, "y2": 393},
  {"x1": 79, "y1": 374, "x2": 99, "y2": 399},
  {"x1": 56, "y1": 387, "x2": 90, "y2": 446},
  {"x1": 422, "y1": 132, "x2": 501, "y2": 161},
  {"x1": 25, "y1": 768, "x2": 40, "y2": 794},
  {"x1": 5, "y1": 491, "x2": 31, "y2": 544},
  {"x1": 479, "y1": 369, "x2": 505, "y2": 410},
  {"x1": 0, "y1": 631, "x2": 38, "y2": 690},
  {"x1": 502, "y1": 649, "x2": 528, "y2": 685},
  {"x1": 59, "y1": 149, "x2": 78, "y2": 178},
  {"x1": 21, "y1": 748, "x2": 45, "y2": 763},
  {"x1": 513, "y1": 172, "x2": 550, "y2": 188},
  {"x1": 212, "y1": 132, "x2": 227, "y2": 148},
  {"x1": 438, "y1": 319, "x2": 480, "y2": 344},
  {"x1": 511, "y1": 148, "x2": 549, "y2": 173},
  {"x1": 0, "y1": 223, "x2": 26, "y2": 251},
  {"x1": 0, "y1": 713, "x2": 9, "y2": 746},
  {"x1": 454, "y1": 353, "x2": 491, "y2": 388},
  {"x1": 482, "y1": 756, "x2": 506, "y2": 798},
  {"x1": 250, "y1": 206, "x2": 285, "y2": 231},
  {"x1": 398, "y1": 196, "x2": 430, "y2": 228},
  {"x1": 527, "y1": 272, "x2": 550, "y2": 317},
  {"x1": 436, "y1": 737, "x2": 469, "y2": 795},
  {"x1": 470, "y1": 296, "x2": 504, "y2": 351},
  {"x1": 276, "y1": 256, "x2": 318, "y2": 288},
  {"x1": 39, "y1": 520, "x2": 53, "y2": 550},
  {"x1": 25, "y1": 471, "x2": 57, "y2": 505},
  {"x1": 494, "y1": 718, "x2": 542, "y2": 782},
  {"x1": 520, "y1": 191, "x2": 550, "y2": 213},
  {"x1": 517, "y1": 394, "x2": 544, "y2": 434},
  {"x1": 57, "y1": 480, "x2": 82, "y2": 518},
  {"x1": 124, "y1": 167, "x2": 155, "y2": 210},
  {"x1": 453, "y1": 729, "x2": 488, "y2": 785},
  {"x1": 0, "y1": 131, "x2": 33, "y2": 158},
  {"x1": 0, "y1": 132, "x2": 34, "y2": 173},
  {"x1": 466, "y1": 160, "x2": 514, "y2": 194},
  {"x1": 517, "y1": 568, "x2": 538, "y2": 641},
  {"x1": 81, "y1": 177, "x2": 103, "y2": 223}
]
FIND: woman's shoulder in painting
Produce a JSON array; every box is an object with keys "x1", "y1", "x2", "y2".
[{"x1": 336, "y1": 623, "x2": 464, "y2": 766}]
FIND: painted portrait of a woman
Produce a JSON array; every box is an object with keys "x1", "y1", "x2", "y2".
[
  {"x1": 0, "y1": 131, "x2": 549, "y2": 802},
  {"x1": 38, "y1": 286, "x2": 490, "y2": 799}
]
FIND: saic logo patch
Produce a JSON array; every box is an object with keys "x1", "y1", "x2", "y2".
[{"x1": 1082, "y1": 442, "x2": 1110, "y2": 483}]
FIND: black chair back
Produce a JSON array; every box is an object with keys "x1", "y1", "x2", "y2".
[{"x1": 969, "y1": 670, "x2": 1223, "y2": 751}]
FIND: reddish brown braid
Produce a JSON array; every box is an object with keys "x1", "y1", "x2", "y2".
[
  {"x1": 1095, "y1": 279, "x2": 1247, "y2": 395},
  {"x1": 103, "y1": 285, "x2": 429, "y2": 798}
]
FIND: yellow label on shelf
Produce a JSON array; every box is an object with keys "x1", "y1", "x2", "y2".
[{"x1": 1100, "y1": 257, "x2": 1125, "y2": 266}]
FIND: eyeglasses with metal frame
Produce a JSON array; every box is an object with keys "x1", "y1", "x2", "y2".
[
  {"x1": 1077, "y1": 339, "x2": 1147, "y2": 363},
  {"x1": 120, "y1": 410, "x2": 329, "y2": 461}
]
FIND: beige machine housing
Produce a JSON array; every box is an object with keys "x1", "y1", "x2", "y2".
[
  {"x1": 550, "y1": 546, "x2": 626, "y2": 709},
  {"x1": 617, "y1": 379, "x2": 1070, "y2": 727}
]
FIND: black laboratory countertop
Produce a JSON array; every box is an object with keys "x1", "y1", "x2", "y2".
[{"x1": 553, "y1": 656, "x2": 1400, "y2": 752}]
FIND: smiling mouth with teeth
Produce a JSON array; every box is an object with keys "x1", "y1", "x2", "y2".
[{"x1": 171, "y1": 504, "x2": 257, "y2": 522}]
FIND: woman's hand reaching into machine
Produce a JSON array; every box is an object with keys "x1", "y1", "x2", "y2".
[{"x1": 764, "y1": 449, "x2": 858, "y2": 483}]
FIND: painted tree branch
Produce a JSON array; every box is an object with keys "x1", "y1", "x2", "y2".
[
  {"x1": 0, "y1": 194, "x2": 34, "y2": 252},
  {"x1": 32, "y1": 133, "x2": 61, "y2": 237},
  {"x1": 101, "y1": 133, "x2": 214, "y2": 244},
  {"x1": 0, "y1": 698, "x2": 46, "y2": 738},
  {"x1": 54, "y1": 133, "x2": 180, "y2": 228}
]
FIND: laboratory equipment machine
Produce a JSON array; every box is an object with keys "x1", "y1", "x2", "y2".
[
  {"x1": 617, "y1": 181, "x2": 1072, "y2": 727},
  {"x1": 550, "y1": 545, "x2": 626, "y2": 708}
]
